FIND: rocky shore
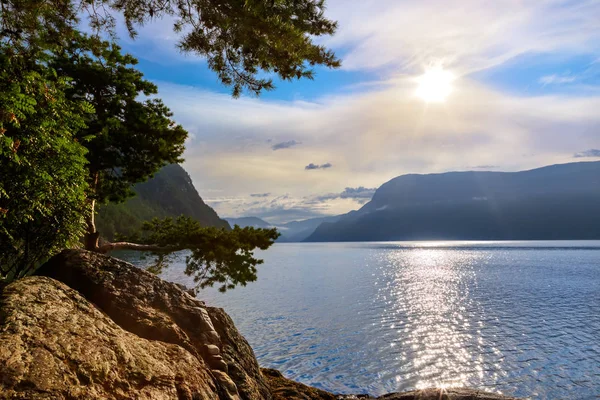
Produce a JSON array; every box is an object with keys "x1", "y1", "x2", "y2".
[{"x1": 0, "y1": 250, "x2": 518, "y2": 399}]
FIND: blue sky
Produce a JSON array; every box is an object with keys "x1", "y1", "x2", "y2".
[{"x1": 109, "y1": 0, "x2": 600, "y2": 224}]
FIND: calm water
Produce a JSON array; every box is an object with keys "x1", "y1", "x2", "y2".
[{"x1": 125, "y1": 241, "x2": 600, "y2": 399}]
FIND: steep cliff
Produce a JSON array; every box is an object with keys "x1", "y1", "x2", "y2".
[
  {"x1": 0, "y1": 250, "x2": 518, "y2": 400},
  {"x1": 97, "y1": 164, "x2": 230, "y2": 240}
]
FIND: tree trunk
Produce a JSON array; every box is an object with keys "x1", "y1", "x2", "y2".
[
  {"x1": 82, "y1": 172, "x2": 179, "y2": 254},
  {"x1": 96, "y1": 242, "x2": 183, "y2": 254},
  {"x1": 84, "y1": 199, "x2": 100, "y2": 251}
]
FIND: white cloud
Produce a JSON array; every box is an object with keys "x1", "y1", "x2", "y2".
[
  {"x1": 326, "y1": 0, "x2": 600, "y2": 76},
  {"x1": 539, "y1": 74, "x2": 577, "y2": 85}
]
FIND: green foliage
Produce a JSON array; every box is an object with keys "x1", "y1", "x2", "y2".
[
  {"x1": 0, "y1": 0, "x2": 337, "y2": 288},
  {"x1": 129, "y1": 216, "x2": 280, "y2": 292},
  {"x1": 2, "y1": 0, "x2": 340, "y2": 96},
  {"x1": 0, "y1": 0, "x2": 80, "y2": 55},
  {"x1": 0, "y1": 46, "x2": 91, "y2": 279},
  {"x1": 51, "y1": 34, "x2": 187, "y2": 206},
  {"x1": 173, "y1": 0, "x2": 341, "y2": 96}
]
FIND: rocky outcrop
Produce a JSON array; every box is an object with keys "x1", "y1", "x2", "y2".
[
  {"x1": 373, "y1": 389, "x2": 517, "y2": 399},
  {"x1": 0, "y1": 249, "x2": 519, "y2": 399},
  {"x1": 261, "y1": 369, "x2": 338, "y2": 400},
  {"x1": 0, "y1": 276, "x2": 218, "y2": 399},
  {"x1": 37, "y1": 249, "x2": 268, "y2": 400},
  {"x1": 260, "y1": 369, "x2": 514, "y2": 400}
]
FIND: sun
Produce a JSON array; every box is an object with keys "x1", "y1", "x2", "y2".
[{"x1": 415, "y1": 67, "x2": 455, "y2": 103}]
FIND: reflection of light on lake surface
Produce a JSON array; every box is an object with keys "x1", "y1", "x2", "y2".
[
  {"x1": 119, "y1": 242, "x2": 600, "y2": 398},
  {"x1": 378, "y1": 249, "x2": 499, "y2": 390}
]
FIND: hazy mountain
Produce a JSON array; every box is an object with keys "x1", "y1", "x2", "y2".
[
  {"x1": 225, "y1": 217, "x2": 273, "y2": 229},
  {"x1": 224, "y1": 215, "x2": 343, "y2": 242},
  {"x1": 97, "y1": 164, "x2": 230, "y2": 240},
  {"x1": 277, "y1": 215, "x2": 343, "y2": 242},
  {"x1": 306, "y1": 161, "x2": 600, "y2": 242}
]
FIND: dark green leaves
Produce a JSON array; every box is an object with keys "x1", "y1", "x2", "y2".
[
  {"x1": 3, "y1": 0, "x2": 340, "y2": 96},
  {"x1": 50, "y1": 34, "x2": 188, "y2": 206},
  {"x1": 1, "y1": 0, "x2": 334, "y2": 285},
  {"x1": 134, "y1": 216, "x2": 280, "y2": 292},
  {"x1": 175, "y1": 0, "x2": 341, "y2": 96},
  {"x1": 0, "y1": 46, "x2": 90, "y2": 279}
]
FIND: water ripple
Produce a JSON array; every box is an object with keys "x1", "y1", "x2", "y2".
[{"x1": 121, "y1": 241, "x2": 600, "y2": 399}]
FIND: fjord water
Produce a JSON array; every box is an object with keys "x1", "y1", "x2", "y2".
[{"x1": 157, "y1": 242, "x2": 600, "y2": 399}]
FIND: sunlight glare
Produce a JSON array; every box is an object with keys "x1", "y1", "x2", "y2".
[{"x1": 415, "y1": 67, "x2": 455, "y2": 103}]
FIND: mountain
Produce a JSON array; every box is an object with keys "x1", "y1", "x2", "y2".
[
  {"x1": 225, "y1": 217, "x2": 274, "y2": 229},
  {"x1": 97, "y1": 164, "x2": 230, "y2": 240},
  {"x1": 306, "y1": 161, "x2": 600, "y2": 242},
  {"x1": 225, "y1": 215, "x2": 343, "y2": 241},
  {"x1": 278, "y1": 215, "x2": 343, "y2": 242}
]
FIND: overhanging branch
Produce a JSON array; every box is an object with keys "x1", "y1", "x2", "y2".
[{"x1": 97, "y1": 241, "x2": 184, "y2": 253}]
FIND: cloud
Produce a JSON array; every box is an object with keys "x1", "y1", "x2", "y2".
[
  {"x1": 113, "y1": 0, "x2": 600, "y2": 77},
  {"x1": 305, "y1": 162, "x2": 333, "y2": 170},
  {"x1": 314, "y1": 186, "x2": 377, "y2": 203},
  {"x1": 250, "y1": 193, "x2": 271, "y2": 198},
  {"x1": 204, "y1": 188, "x2": 377, "y2": 224},
  {"x1": 339, "y1": 186, "x2": 377, "y2": 199},
  {"x1": 325, "y1": 0, "x2": 600, "y2": 75},
  {"x1": 205, "y1": 193, "x2": 342, "y2": 224},
  {"x1": 539, "y1": 74, "x2": 577, "y2": 85},
  {"x1": 574, "y1": 149, "x2": 600, "y2": 158},
  {"x1": 272, "y1": 140, "x2": 301, "y2": 151},
  {"x1": 470, "y1": 165, "x2": 500, "y2": 169}
]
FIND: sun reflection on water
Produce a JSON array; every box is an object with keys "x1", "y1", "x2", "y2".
[{"x1": 377, "y1": 249, "x2": 500, "y2": 390}]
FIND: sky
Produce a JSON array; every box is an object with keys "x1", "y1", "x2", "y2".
[{"x1": 109, "y1": 0, "x2": 600, "y2": 224}]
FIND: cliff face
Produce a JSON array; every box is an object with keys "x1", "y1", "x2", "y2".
[
  {"x1": 97, "y1": 164, "x2": 230, "y2": 241},
  {"x1": 0, "y1": 250, "x2": 517, "y2": 400}
]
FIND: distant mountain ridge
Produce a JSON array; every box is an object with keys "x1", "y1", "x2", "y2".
[
  {"x1": 97, "y1": 164, "x2": 229, "y2": 240},
  {"x1": 307, "y1": 161, "x2": 600, "y2": 242},
  {"x1": 225, "y1": 217, "x2": 274, "y2": 229},
  {"x1": 225, "y1": 215, "x2": 342, "y2": 242},
  {"x1": 277, "y1": 215, "x2": 342, "y2": 242}
]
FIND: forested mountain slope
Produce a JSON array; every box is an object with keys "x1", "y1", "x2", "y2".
[{"x1": 97, "y1": 164, "x2": 229, "y2": 240}]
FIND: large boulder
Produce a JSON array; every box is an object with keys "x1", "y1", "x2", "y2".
[
  {"x1": 0, "y1": 276, "x2": 219, "y2": 399},
  {"x1": 37, "y1": 249, "x2": 270, "y2": 400}
]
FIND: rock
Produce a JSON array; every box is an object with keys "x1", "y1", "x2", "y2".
[
  {"x1": 261, "y1": 368, "x2": 517, "y2": 400},
  {"x1": 261, "y1": 368, "x2": 338, "y2": 400},
  {"x1": 36, "y1": 249, "x2": 270, "y2": 400},
  {"x1": 174, "y1": 283, "x2": 199, "y2": 298},
  {"x1": 207, "y1": 306, "x2": 272, "y2": 400},
  {"x1": 206, "y1": 344, "x2": 222, "y2": 355},
  {"x1": 213, "y1": 370, "x2": 242, "y2": 400},
  {"x1": 0, "y1": 276, "x2": 219, "y2": 399},
  {"x1": 375, "y1": 389, "x2": 518, "y2": 399}
]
